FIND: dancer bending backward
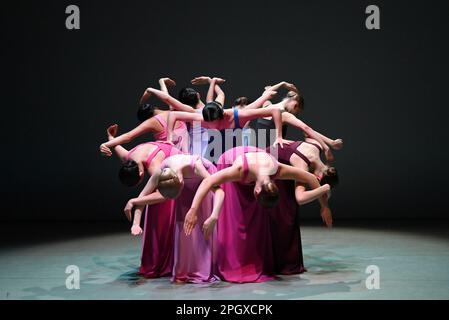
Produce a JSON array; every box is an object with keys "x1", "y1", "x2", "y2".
[
  {"x1": 165, "y1": 90, "x2": 289, "y2": 149},
  {"x1": 104, "y1": 124, "x2": 182, "y2": 278},
  {"x1": 123, "y1": 154, "x2": 225, "y2": 283},
  {"x1": 184, "y1": 146, "x2": 331, "y2": 283},
  {"x1": 99, "y1": 78, "x2": 193, "y2": 155},
  {"x1": 257, "y1": 81, "x2": 343, "y2": 161},
  {"x1": 266, "y1": 138, "x2": 338, "y2": 275}
]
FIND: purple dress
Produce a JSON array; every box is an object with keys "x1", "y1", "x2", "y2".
[
  {"x1": 168, "y1": 156, "x2": 220, "y2": 283},
  {"x1": 215, "y1": 146, "x2": 276, "y2": 283}
]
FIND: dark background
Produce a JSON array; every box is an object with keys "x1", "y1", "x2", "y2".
[{"x1": 1, "y1": 0, "x2": 448, "y2": 222}]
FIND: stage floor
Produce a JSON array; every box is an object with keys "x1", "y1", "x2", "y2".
[{"x1": 1, "y1": 221, "x2": 448, "y2": 300}]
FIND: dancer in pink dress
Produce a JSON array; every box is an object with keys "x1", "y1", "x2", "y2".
[
  {"x1": 104, "y1": 124, "x2": 182, "y2": 278},
  {"x1": 123, "y1": 154, "x2": 225, "y2": 283},
  {"x1": 164, "y1": 90, "x2": 288, "y2": 148},
  {"x1": 184, "y1": 146, "x2": 331, "y2": 283}
]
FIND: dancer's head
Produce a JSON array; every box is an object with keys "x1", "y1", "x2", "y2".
[
  {"x1": 284, "y1": 91, "x2": 305, "y2": 115},
  {"x1": 320, "y1": 166, "x2": 339, "y2": 188},
  {"x1": 178, "y1": 87, "x2": 200, "y2": 107},
  {"x1": 234, "y1": 97, "x2": 250, "y2": 108},
  {"x1": 157, "y1": 168, "x2": 184, "y2": 199},
  {"x1": 137, "y1": 104, "x2": 158, "y2": 122},
  {"x1": 202, "y1": 101, "x2": 224, "y2": 122},
  {"x1": 118, "y1": 160, "x2": 144, "y2": 187},
  {"x1": 254, "y1": 180, "x2": 280, "y2": 208}
]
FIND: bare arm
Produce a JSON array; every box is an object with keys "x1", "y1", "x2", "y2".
[
  {"x1": 167, "y1": 111, "x2": 202, "y2": 142},
  {"x1": 141, "y1": 88, "x2": 196, "y2": 112},
  {"x1": 239, "y1": 105, "x2": 284, "y2": 146},
  {"x1": 266, "y1": 81, "x2": 298, "y2": 93},
  {"x1": 158, "y1": 77, "x2": 176, "y2": 94},
  {"x1": 102, "y1": 117, "x2": 159, "y2": 150},
  {"x1": 294, "y1": 182, "x2": 328, "y2": 205},
  {"x1": 206, "y1": 78, "x2": 216, "y2": 103},
  {"x1": 278, "y1": 163, "x2": 332, "y2": 226},
  {"x1": 244, "y1": 90, "x2": 276, "y2": 110},
  {"x1": 100, "y1": 124, "x2": 129, "y2": 160},
  {"x1": 282, "y1": 112, "x2": 334, "y2": 162},
  {"x1": 184, "y1": 165, "x2": 240, "y2": 235}
]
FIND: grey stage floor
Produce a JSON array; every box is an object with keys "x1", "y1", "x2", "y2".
[{"x1": 0, "y1": 221, "x2": 448, "y2": 300}]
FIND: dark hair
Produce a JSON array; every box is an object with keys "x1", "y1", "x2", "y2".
[
  {"x1": 320, "y1": 166, "x2": 339, "y2": 188},
  {"x1": 158, "y1": 168, "x2": 182, "y2": 199},
  {"x1": 178, "y1": 87, "x2": 199, "y2": 107},
  {"x1": 137, "y1": 104, "x2": 156, "y2": 122},
  {"x1": 234, "y1": 97, "x2": 250, "y2": 107},
  {"x1": 287, "y1": 91, "x2": 305, "y2": 112},
  {"x1": 118, "y1": 160, "x2": 141, "y2": 187},
  {"x1": 202, "y1": 101, "x2": 224, "y2": 122},
  {"x1": 256, "y1": 181, "x2": 280, "y2": 208}
]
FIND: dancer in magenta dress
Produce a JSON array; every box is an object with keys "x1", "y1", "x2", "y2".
[
  {"x1": 267, "y1": 139, "x2": 339, "y2": 274},
  {"x1": 102, "y1": 124, "x2": 183, "y2": 278},
  {"x1": 184, "y1": 146, "x2": 331, "y2": 283},
  {"x1": 124, "y1": 154, "x2": 224, "y2": 283}
]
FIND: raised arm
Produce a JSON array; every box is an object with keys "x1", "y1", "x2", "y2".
[
  {"x1": 100, "y1": 124, "x2": 129, "y2": 160},
  {"x1": 158, "y1": 77, "x2": 176, "y2": 94},
  {"x1": 282, "y1": 112, "x2": 334, "y2": 162},
  {"x1": 239, "y1": 103, "x2": 286, "y2": 147},
  {"x1": 265, "y1": 81, "x2": 298, "y2": 94},
  {"x1": 191, "y1": 76, "x2": 226, "y2": 105},
  {"x1": 140, "y1": 88, "x2": 196, "y2": 113},
  {"x1": 166, "y1": 111, "x2": 202, "y2": 142},
  {"x1": 184, "y1": 165, "x2": 240, "y2": 236},
  {"x1": 243, "y1": 90, "x2": 277, "y2": 110}
]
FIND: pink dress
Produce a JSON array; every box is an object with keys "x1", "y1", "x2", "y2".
[
  {"x1": 163, "y1": 156, "x2": 220, "y2": 283},
  {"x1": 215, "y1": 146, "x2": 277, "y2": 283},
  {"x1": 127, "y1": 142, "x2": 182, "y2": 278},
  {"x1": 153, "y1": 114, "x2": 187, "y2": 150}
]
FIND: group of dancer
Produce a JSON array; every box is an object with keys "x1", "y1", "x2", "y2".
[{"x1": 99, "y1": 76, "x2": 343, "y2": 283}]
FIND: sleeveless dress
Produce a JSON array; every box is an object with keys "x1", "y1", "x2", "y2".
[
  {"x1": 215, "y1": 146, "x2": 279, "y2": 283},
  {"x1": 163, "y1": 156, "x2": 220, "y2": 283},
  {"x1": 153, "y1": 114, "x2": 187, "y2": 151},
  {"x1": 266, "y1": 140, "x2": 322, "y2": 274},
  {"x1": 126, "y1": 141, "x2": 182, "y2": 278}
]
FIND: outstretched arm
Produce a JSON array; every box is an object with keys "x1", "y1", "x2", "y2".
[
  {"x1": 239, "y1": 103, "x2": 285, "y2": 147},
  {"x1": 100, "y1": 118, "x2": 160, "y2": 156},
  {"x1": 100, "y1": 124, "x2": 129, "y2": 160},
  {"x1": 243, "y1": 90, "x2": 277, "y2": 110},
  {"x1": 166, "y1": 111, "x2": 202, "y2": 142},
  {"x1": 129, "y1": 191, "x2": 166, "y2": 236},
  {"x1": 282, "y1": 112, "x2": 334, "y2": 162},
  {"x1": 266, "y1": 81, "x2": 298, "y2": 94},
  {"x1": 191, "y1": 76, "x2": 226, "y2": 105},
  {"x1": 158, "y1": 77, "x2": 176, "y2": 94},
  {"x1": 184, "y1": 165, "x2": 239, "y2": 236},
  {"x1": 140, "y1": 88, "x2": 196, "y2": 112}
]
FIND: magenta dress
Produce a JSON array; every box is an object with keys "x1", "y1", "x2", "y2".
[
  {"x1": 166, "y1": 156, "x2": 220, "y2": 283},
  {"x1": 265, "y1": 141, "x2": 322, "y2": 274},
  {"x1": 130, "y1": 142, "x2": 182, "y2": 278},
  {"x1": 215, "y1": 146, "x2": 276, "y2": 283}
]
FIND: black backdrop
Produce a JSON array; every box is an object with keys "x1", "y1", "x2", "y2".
[{"x1": 1, "y1": 0, "x2": 448, "y2": 221}]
